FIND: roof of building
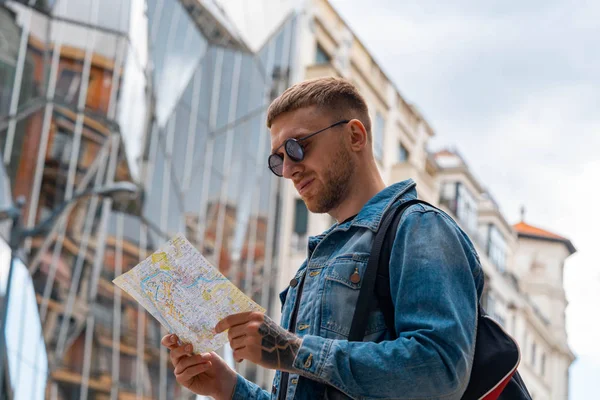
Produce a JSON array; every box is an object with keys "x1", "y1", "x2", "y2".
[
  {"x1": 433, "y1": 148, "x2": 470, "y2": 169},
  {"x1": 433, "y1": 148, "x2": 486, "y2": 194},
  {"x1": 513, "y1": 221, "x2": 576, "y2": 254},
  {"x1": 434, "y1": 149, "x2": 456, "y2": 158}
]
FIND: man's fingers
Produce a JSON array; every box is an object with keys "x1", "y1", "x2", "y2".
[
  {"x1": 227, "y1": 324, "x2": 249, "y2": 342},
  {"x1": 176, "y1": 361, "x2": 212, "y2": 381},
  {"x1": 161, "y1": 334, "x2": 179, "y2": 349},
  {"x1": 215, "y1": 312, "x2": 257, "y2": 333},
  {"x1": 232, "y1": 348, "x2": 248, "y2": 363},
  {"x1": 230, "y1": 335, "x2": 246, "y2": 351},
  {"x1": 174, "y1": 354, "x2": 210, "y2": 374},
  {"x1": 170, "y1": 343, "x2": 194, "y2": 363}
]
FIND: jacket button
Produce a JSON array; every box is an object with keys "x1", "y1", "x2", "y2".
[
  {"x1": 272, "y1": 385, "x2": 277, "y2": 393},
  {"x1": 304, "y1": 354, "x2": 313, "y2": 368},
  {"x1": 290, "y1": 278, "x2": 298, "y2": 287},
  {"x1": 291, "y1": 378, "x2": 298, "y2": 384},
  {"x1": 350, "y1": 268, "x2": 361, "y2": 284}
]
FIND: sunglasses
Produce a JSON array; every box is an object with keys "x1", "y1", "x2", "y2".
[{"x1": 268, "y1": 120, "x2": 350, "y2": 177}]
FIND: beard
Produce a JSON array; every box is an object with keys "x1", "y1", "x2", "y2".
[{"x1": 303, "y1": 146, "x2": 355, "y2": 214}]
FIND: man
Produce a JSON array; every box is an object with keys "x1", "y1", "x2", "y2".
[{"x1": 161, "y1": 77, "x2": 483, "y2": 399}]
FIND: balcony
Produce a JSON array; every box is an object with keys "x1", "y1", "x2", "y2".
[
  {"x1": 390, "y1": 162, "x2": 438, "y2": 204},
  {"x1": 438, "y1": 196, "x2": 487, "y2": 249},
  {"x1": 51, "y1": 367, "x2": 111, "y2": 393}
]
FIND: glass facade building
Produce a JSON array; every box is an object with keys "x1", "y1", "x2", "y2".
[{"x1": 0, "y1": 0, "x2": 297, "y2": 398}]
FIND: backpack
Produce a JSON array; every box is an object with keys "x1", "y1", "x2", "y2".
[{"x1": 348, "y1": 199, "x2": 533, "y2": 400}]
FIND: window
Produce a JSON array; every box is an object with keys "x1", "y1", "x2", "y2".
[
  {"x1": 487, "y1": 225, "x2": 507, "y2": 272},
  {"x1": 541, "y1": 352, "x2": 546, "y2": 377},
  {"x1": 485, "y1": 291, "x2": 505, "y2": 326},
  {"x1": 374, "y1": 112, "x2": 385, "y2": 161},
  {"x1": 531, "y1": 342, "x2": 537, "y2": 368},
  {"x1": 49, "y1": 129, "x2": 88, "y2": 166},
  {"x1": 292, "y1": 199, "x2": 308, "y2": 252},
  {"x1": 146, "y1": 319, "x2": 162, "y2": 348},
  {"x1": 439, "y1": 182, "x2": 457, "y2": 211},
  {"x1": 294, "y1": 199, "x2": 308, "y2": 236},
  {"x1": 49, "y1": 130, "x2": 73, "y2": 165},
  {"x1": 456, "y1": 183, "x2": 478, "y2": 235},
  {"x1": 13, "y1": 0, "x2": 56, "y2": 12},
  {"x1": 484, "y1": 291, "x2": 494, "y2": 314},
  {"x1": 398, "y1": 142, "x2": 409, "y2": 162},
  {"x1": 55, "y1": 68, "x2": 82, "y2": 106},
  {"x1": 511, "y1": 314, "x2": 517, "y2": 336},
  {"x1": 439, "y1": 182, "x2": 478, "y2": 233},
  {"x1": 119, "y1": 354, "x2": 137, "y2": 387},
  {"x1": 315, "y1": 44, "x2": 331, "y2": 64},
  {"x1": 0, "y1": 61, "x2": 15, "y2": 116},
  {"x1": 91, "y1": 302, "x2": 114, "y2": 332}
]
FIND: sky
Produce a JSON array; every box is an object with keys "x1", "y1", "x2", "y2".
[{"x1": 327, "y1": 0, "x2": 600, "y2": 398}]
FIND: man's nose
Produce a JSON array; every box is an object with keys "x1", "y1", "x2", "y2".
[{"x1": 281, "y1": 155, "x2": 302, "y2": 179}]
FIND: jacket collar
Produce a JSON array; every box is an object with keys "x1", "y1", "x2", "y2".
[{"x1": 335, "y1": 179, "x2": 418, "y2": 232}]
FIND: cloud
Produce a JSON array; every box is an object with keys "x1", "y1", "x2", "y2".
[{"x1": 331, "y1": 0, "x2": 600, "y2": 125}]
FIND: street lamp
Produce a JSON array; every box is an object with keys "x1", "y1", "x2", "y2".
[{"x1": 0, "y1": 181, "x2": 138, "y2": 394}]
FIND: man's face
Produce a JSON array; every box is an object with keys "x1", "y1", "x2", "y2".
[{"x1": 270, "y1": 106, "x2": 355, "y2": 214}]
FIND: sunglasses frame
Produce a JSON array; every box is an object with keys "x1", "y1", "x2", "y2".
[{"x1": 268, "y1": 119, "x2": 350, "y2": 177}]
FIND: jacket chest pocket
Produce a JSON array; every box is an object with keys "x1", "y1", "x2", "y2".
[{"x1": 320, "y1": 253, "x2": 387, "y2": 339}]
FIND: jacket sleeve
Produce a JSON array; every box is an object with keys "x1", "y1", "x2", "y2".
[
  {"x1": 290, "y1": 209, "x2": 482, "y2": 400},
  {"x1": 231, "y1": 373, "x2": 271, "y2": 400}
]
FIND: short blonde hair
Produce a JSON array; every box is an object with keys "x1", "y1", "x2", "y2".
[{"x1": 266, "y1": 77, "x2": 371, "y2": 140}]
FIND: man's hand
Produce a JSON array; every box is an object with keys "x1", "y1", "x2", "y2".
[
  {"x1": 215, "y1": 312, "x2": 302, "y2": 372},
  {"x1": 161, "y1": 334, "x2": 237, "y2": 400}
]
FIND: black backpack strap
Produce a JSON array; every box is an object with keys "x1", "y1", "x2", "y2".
[
  {"x1": 361, "y1": 198, "x2": 484, "y2": 341},
  {"x1": 348, "y1": 199, "x2": 431, "y2": 341}
]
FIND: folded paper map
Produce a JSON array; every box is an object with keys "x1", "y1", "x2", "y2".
[{"x1": 113, "y1": 233, "x2": 265, "y2": 354}]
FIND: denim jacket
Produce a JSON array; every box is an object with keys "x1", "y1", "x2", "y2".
[{"x1": 233, "y1": 179, "x2": 484, "y2": 400}]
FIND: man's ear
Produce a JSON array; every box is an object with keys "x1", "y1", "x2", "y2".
[{"x1": 347, "y1": 119, "x2": 369, "y2": 152}]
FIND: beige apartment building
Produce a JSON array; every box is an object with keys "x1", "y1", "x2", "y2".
[
  {"x1": 435, "y1": 150, "x2": 576, "y2": 400},
  {"x1": 216, "y1": 0, "x2": 577, "y2": 398}
]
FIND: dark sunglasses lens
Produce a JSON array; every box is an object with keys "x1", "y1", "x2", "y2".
[
  {"x1": 268, "y1": 154, "x2": 284, "y2": 176},
  {"x1": 285, "y1": 140, "x2": 304, "y2": 161}
]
